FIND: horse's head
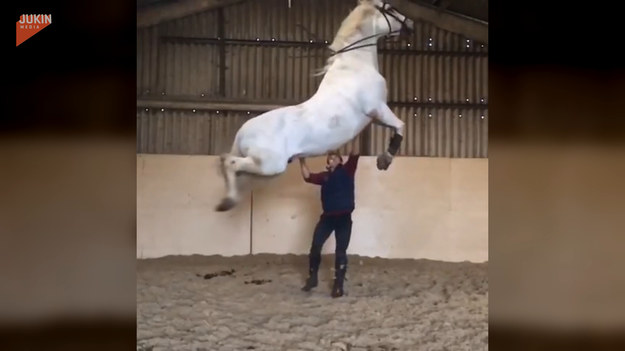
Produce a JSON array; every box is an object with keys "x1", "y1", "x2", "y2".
[
  {"x1": 326, "y1": 0, "x2": 415, "y2": 63},
  {"x1": 364, "y1": 0, "x2": 414, "y2": 37}
]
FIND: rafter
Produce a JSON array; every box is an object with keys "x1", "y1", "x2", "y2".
[
  {"x1": 389, "y1": 0, "x2": 488, "y2": 43},
  {"x1": 137, "y1": 0, "x2": 245, "y2": 28}
]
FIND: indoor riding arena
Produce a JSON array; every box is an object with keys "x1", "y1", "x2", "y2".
[{"x1": 136, "y1": 0, "x2": 488, "y2": 350}]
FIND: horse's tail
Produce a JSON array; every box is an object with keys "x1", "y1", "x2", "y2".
[
  {"x1": 312, "y1": 66, "x2": 327, "y2": 77},
  {"x1": 313, "y1": 55, "x2": 335, "y2": 77},
  {"x1": 312, "y1": 64, "x2": 330, "y2": 77}
]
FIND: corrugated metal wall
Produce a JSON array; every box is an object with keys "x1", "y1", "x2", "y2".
[
  {"x1": 137, "y1": 108, "x2": 253, "y2": 154},
  {"x1": 137, "y1": 0, "x2": 488, "y2": 157}
]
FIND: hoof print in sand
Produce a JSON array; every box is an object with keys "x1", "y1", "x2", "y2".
[
  {"x1": 196, "y1": 269, "x2": 236, "y2": 280},
  {"x1": 365, "y1": 346, "x2": 398, "y2": 351},
  {"x1": 330, "y1": 341, "x2": 350, "y2": 350},
  {"x1": 244, "y1": 279, "x2": 272, "y2": 285}
]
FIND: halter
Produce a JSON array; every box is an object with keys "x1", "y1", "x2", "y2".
[{"x1": 330, "y1": 2, "x2": 412, "y2": 56}]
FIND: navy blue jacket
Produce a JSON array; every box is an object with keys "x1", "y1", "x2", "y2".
[{"x1": 305, "y1": 155, "x2": 359, "y2": 215}]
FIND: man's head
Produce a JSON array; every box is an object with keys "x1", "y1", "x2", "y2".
[{"x1": 326, "y1": 150, "x2": 343, "y2": 171}]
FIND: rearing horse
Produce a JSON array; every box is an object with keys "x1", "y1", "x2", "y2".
[{"x1": 216, "y1": 0, "x2": 414, "y2": 211}]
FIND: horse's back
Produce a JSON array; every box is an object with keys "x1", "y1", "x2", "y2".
[
  {"x1": 237, "y1": 106, "x2": 301, "y2": 137},
  {"x1": 232, "y1": 106, "x2": 301, "y2": 156}
]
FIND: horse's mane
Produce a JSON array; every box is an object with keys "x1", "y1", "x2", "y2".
[
  {"x1": 329, "y1": 1, "x2": 377, "y2": 52},
  {"x1": 314, "y1": 0, "x2": 377, "y2": 76}
]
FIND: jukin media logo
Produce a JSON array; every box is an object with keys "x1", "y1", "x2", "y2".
[{"x1": 16, "y1": 14, "x2": 52, "y2": 47}]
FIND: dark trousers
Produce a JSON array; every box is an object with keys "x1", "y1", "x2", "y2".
[{"x1": 308, "y1": 213, "x2": 352, "y2": 281}]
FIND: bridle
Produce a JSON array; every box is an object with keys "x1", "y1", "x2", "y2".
[{"x1": 330, "y1": 2, "x2": 413, "y2": 56}]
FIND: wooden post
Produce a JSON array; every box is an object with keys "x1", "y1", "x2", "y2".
[{"x1": 360, "y1": 125, "x2": 372, "y2": 155}]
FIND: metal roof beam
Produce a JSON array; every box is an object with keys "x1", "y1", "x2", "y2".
[
  {"x1": 389, "y1": 0, "x2": 488, "y2": 43},
  {"x1": 137, "y1": 0, "x2": 244, "y2": 28}
]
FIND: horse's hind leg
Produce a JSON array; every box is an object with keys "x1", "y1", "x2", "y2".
[
  {"x1": 215, "y1": 152, "x2": 287, "y2": 212},
  {"x1": 228, "y1": 152, "x2": 288, "y2": 177},
  {"x1": 215, "y1": 154, "x2": 238, "y2": 211}
]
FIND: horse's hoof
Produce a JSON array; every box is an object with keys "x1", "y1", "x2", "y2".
[
  {"x1": 215, "y1": 197, "x2": 237, "y2": 212},
  {"x1": 376, "y1": 154, "x2": 392, "y2": 170}
]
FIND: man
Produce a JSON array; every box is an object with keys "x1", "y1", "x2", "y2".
[{"x1": 298, "y1": 150, "x2": 360, "y2": 298}]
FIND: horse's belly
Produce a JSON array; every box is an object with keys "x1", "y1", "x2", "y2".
[{"x1": 300, "y1": 117, "x2": 369, "y2": 155}]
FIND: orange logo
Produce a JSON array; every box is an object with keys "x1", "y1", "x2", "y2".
[{"x1": 16, "y1": 14, "x2": 52, "y2": 47}]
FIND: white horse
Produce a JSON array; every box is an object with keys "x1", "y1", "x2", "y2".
[{"x1": 216, "y1": 0, "x2": 414, "y2": 211}]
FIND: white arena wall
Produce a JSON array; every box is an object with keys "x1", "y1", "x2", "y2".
[{"x1": 137, "y1": 154, "x2": 488, "y2": 262}]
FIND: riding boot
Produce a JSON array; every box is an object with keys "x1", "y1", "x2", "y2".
[
  {"x1": 331, "y1": 268, "x2": 346, "y2": 298},
  {"x1": 301, "y1": 268, "x2": 318, "y2": 291}
]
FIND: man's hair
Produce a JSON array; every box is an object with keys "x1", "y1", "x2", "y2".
[{"x1": 327, "y1": 150, "x2": 343, "y2": 163}]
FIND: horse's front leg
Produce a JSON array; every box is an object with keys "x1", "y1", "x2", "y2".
[{"x1": 372, "y1": 104, "x2": 404, "y2": 170}]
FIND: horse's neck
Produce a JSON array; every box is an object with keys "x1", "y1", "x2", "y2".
[{"x1": 336, "y1": 45, "x2": 379, "y2": 71}]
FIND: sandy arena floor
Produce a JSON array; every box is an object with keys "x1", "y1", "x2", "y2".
[{"x1": 137, "y1": 254, "x2": 488, "y2": 351}]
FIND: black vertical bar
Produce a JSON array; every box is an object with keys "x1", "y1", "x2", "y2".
[
  {"x1": 249, "y1": 191, "x2": 253, "y2": 255},
  {"x1": 217, "y1": 7, "x2": 226, "y2": 97}
]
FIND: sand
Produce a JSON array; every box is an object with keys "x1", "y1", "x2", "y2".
[{"x1": 137, "y1": 254, "x2": 488, "y2": 351}]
